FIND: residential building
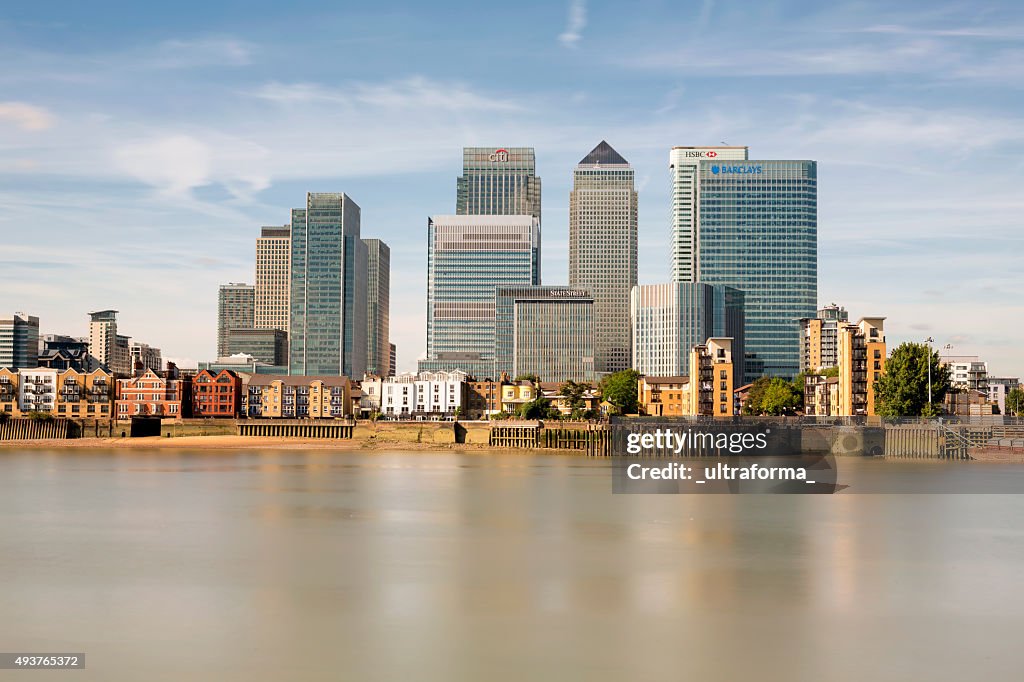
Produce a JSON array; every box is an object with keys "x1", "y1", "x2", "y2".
[
  {"x1": 0, "y1": 367, "x2": 113, "y2": 418},
  {"x1": 631, "y1": 282, "x2": 744, "y2": 379},
  {"x1": 16, "y1": 368, "x2": 56, "y2": 414},
  {"x1": 494, "y1": 286, "x2": 594, "y2": 382},
  {"x1": 38, "y1": 334, "x2": 90, "y2": 371},
  {"x1": 364, "y1": 238, "x2": 391, "y2": 377},
  {"x1": 288, "y1": 193, "x2": 368, "y2": 378},
  {"x1": 243, "y1": 375, "x2": 352, "y2": 419},
  {"x1": 129, "y1": 341, "x2": 162, "y2": 376},
  {"x1": 689, "y1": 338, "x2": 736, "y2": 416},
  {"x1": 696, "y1": 159, "x2": 817, "y2": 382},
  {"x1": 456, "y1": 146, "x2": 541, "y2": 226},
  {"x1": 568, "y1": 141, "x2": 637, "y2": 374},
  {"x1": 500, "y1": 380, "x2": 539, "y2": 415},
  {"x1": 255, "y1": 225, "x2": 291, "y2": 333},
  {"x1": 804, "y1": 375, "x2": 840, "y2": 417},
  {"x1": 116, "y1": 368, "x2": 192, "y2": 420},
  {"x1": 419, "y1": 215, "x2": 540, "y2": 378},
  {"x1": 668, "y1": 146, "x2": 750, "y2": 283},
  {"x1": 941, "y1": 355, "x2": 989, "y2": 393},
  {"x1": 0, "y1": 313, "x2": 39, "y2": 370},
  {"x1": 379, "y1": 371, "x2": 467, "y2": 419},
  {"x1": 191, "y1": 369, "x2": 243, "y2": 418},
  {"x1": 226, "y1": 328, "x2": 288, "y2": 366},
  {"x1": 538, "y1": 381, "x2": 601, "y2": 417},
  {"x1": 988, "y1": 377, "x2": 1021, "y2": 415},
  {"x1": 89, "y1": 310, "x2": 131, "y2": 375},
  {"x1": 0, "y1": 368, "x2": 19, "y2": 415},
  {"x1": 358, "y1": 374, "x2": 383, "y2": 416},
  {"x1": 217, "y1": 284, "x2": 255, "y2": 359},
  {"x1": 837, "y1": 317, "x2": 886, "y2": 416},
  {"x1": 638, "y1": 376, "x2": 690, "y2": 417},
  {"x1": 799, "y1": 304, "x2": 849, "y2": 373},
  {"x1": 466, "y1": 378, "x2": 503, "y2": 419}
]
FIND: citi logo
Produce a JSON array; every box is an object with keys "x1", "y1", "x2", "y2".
[{"x1": 489, "y1": 149, "x2": 510, "y2": 162}]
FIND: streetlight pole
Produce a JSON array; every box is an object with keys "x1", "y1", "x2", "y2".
[{"x1": 925, "y1": 337, "x2": 934, "y2": 415}]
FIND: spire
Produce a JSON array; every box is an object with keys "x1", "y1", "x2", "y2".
[{"x1": 579, "y1": 140, "x2": 628, "y2": 165}]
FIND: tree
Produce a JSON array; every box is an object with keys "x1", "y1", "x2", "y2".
[
  {"x1": 600, "y1": 370, "x2": 642, "y2": 414},
  {"x1": 559, "y1": 380, "x2": 592, "y2": 411},
  {"x1": 517, "y1": 397, "x2": 551, "y2": 420},
  {"x1": 790, "y1": 372, "x2": 808, "y2": 404},
  {"x1": 821, "y1": 366, "x2": 840, "y2": 378},
  {"x1": 1006, "y1": 388, "x2": 1024, "y2": 417},
  {"x1": 743, "y1": 376, "x2": 799, "y2": 415},
  {"x1": 514, "y1": 374, "x2": 541, "y2": 385},
  {"x1": 873, "y1": 342, "x2": 951, "y2": 417}
]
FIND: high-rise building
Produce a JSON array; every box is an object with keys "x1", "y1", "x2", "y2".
[
  {"x1": 363, "y1": 238, "x2": 391, "y2": 377},
  {"x1": 696, "y1": 159, "x2": 817, "y2": 382},
  {"x1": 217, "y1": 284, "x2": 255, "y2": 359},
  {"x1": 631, "y1": 283, "x2": 744, "y2": 379},
  {"x1": 226, "y1": 328, "x2": 288, "y2": 366},
  {"x1": 837, "y1": 317, "x2": 886, "y2": 416},
  {"x1": 88, "y1": 310, "x2": 131, "y2": 376},
  {"x1": 255, "y1": 225, "x2": 291, "y2": 333},
  {"x1": 568, "y1": 141, "x2": 637, "y2": 374},
  {"x1": 0, "y1": 313, "x2": 39, "y2": 370},
  {"x1": 800, "y1": 304, "x2": 850, "y2": 373},
  {"x1": 669, "y1": 146, "x2": 749, "y2": 283},
  {"x1": 493, "y1": 287, "x2": 595, "y2": 383},
  {"x1": 689, "y1": 337, "x2": 737, "y2": 416},
  {"x1": 288, "y1": 193, "x2": 368, "y2": 377},
  {"x1": 419, "y1": 215, "x2": 540, "y2": 379},
  {"x1": 389, "y1": 343, "x2": 396, "y2": 377},
  {"x1": 456, "y1": 147, "x2": 541, "y2": 223}
]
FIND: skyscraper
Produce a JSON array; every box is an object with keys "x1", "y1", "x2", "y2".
[
  {"x1": 0, "y1": 313, "x2": 39, "y2": 370},
  {"x1": 668, "y1": 146, "x2": 749, "y2": 283},
  {"x1": 217, "y1": 284, "x2": 254, "y2": 358},
  {"x1": 697, "y1": 159, "x2": 817, "y2": 382},
  {"x1": 363, "y1": 238, "x2": 391, "y2": 377},
  {"x1": 456, "y1": 147, "x2": 541, "y2": 221},
  {"x1": 631, "y1": 283, "x2": 744, "y2": 379},
  {"x1": 88, "y1": 310, "x2": 130, "y2": 375},
  {"x1": 419, "y1": 215, "x2": 540, "y2": 379},
  {"x1": 568, "y1": 141, "x2": 637, "y2": 374},
  {"x1": 255, "y1": 225, "x2": 291, "y2": 333},
  {"x1": 494, "y1": 286, "x2": 594, "y2": 382},
  {"x1": 288, "y1": 193, "x2": 368, "y2": 377}
]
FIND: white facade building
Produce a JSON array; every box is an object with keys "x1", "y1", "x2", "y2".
[
  {"x1": 380, "y1": 370, "x2": 467, "y2": 419},
  {"x1": 18, "y1": 368, "x2": 57, "y2": 413},
  {"x1": 668, "y1": 146, "x2": 749, "y2": 283},
  {"x1": 941, "y1": 355, "x2": 989, "y2": 393}
]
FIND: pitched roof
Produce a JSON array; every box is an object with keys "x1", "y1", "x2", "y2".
[{"x1": 579, "y1": 140, "x2": 628, "y2": 166}]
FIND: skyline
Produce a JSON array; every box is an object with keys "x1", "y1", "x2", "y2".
[{"x1": 2, "y1": 1, "x2": 1023, "y2": 377}]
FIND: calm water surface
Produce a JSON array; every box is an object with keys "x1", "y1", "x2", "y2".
[{"x1": 1, "y1": 449, "x2": 1023, "y2": 681}]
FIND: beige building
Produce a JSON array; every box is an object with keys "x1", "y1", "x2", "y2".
[
  {"x1": 88, "y1": 310, "x2": 131, "y2": 376},
  {"x1": 243, "y1": 375, "x2": 351, "y2": 419},
  {"x1": 799, "y1": 304, "x2": 848, "y2": 373},
  {"x1": 0, "y1": 367, "x2": 113, "y2": 418},
  {"x1": 837, "y1": 317, "x2": 886, "y2": 416},
  {"x1": 255, "y1": 226, "x2": 291, "y2": 333},
  {"x1": 689, "y1": 337, "x2": 736, "y2": 416},
  {"x1": 638, "y1": 376, "x2": 691, "y2": 417}
]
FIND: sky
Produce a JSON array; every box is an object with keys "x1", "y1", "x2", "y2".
[{"x1": 1, "y1": 0, "x2": 1023, "y2": 377}]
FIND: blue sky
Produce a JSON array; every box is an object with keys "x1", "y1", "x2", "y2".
[{"x1": 2, "y1": 0, "x2": 1022, "y2": 377}]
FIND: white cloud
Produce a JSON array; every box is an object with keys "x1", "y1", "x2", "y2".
[
  {"x1": 0, "y1": 101, "x2": 55, "y2": 130},
  {"x1": 558, "y1": 0, "x2": 587, "y2": 48},
  {"x1": 150, "y1": 37, "x2": 253, "y2": 68}
]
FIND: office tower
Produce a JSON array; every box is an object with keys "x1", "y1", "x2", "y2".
[
  {"x1": 837, "y1": 317, "x2": 886, "y2": 416},
  {"x1": 697, "y1": 159, "x2": 817, "y2": 382},
  {"x1": 363, "y1": 238, "x2": 391, "y2": 376},
  {"x1": 129, "y1": 341, "x2": 162, "y2": 376},
  {"x1": 0, "y1": 313, "x2": 39, "y2": 370},
  {"x1": 630, "y1": 282, "x2": 744, "y2": 379},
  {"x1": 456, "y1": 147, "x2": 541, "y2": 221},
  {"x1": 494, "y1": 286, "x2": 595, "y2": 383},
  {"x1": 255, "y1": 225, "x2": 291, "y2": 333},
  {"x1": 668, "y1": 146, "x2": 749, "y2": 283},
  {"x1": 217, "y1": 284, "x2": 255, "y2": 359},
  {"x1": 225, "y1": 328, "x2": 288, "y2": 366},
  {"x1": 88, "y1": 310, "x2": 130, "y2": 375},
  {"x1": 419, "y1": 215, "x2": 540, "y2": 379},
  {"x1": 800, "y1": 304, "x2": 850, "y2": 373},
  {"x1": 389, "y1": 343, "x2": 396, "y2": 377},
  {"x1": 289, "y1": 193, "x2": 368, "y2": 377},
  {"x1": 568, "y1": 141, "x2": 637, "y2": 374}
]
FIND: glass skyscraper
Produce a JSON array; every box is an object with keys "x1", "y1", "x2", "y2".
[
  {"x1": 696, "y1": 160, "x2": 817, "y2": 382},
  {"x1": 288, "y1": 193, "x2": 368, "y2": 377},
  {"x1": 494, "y1": 286, "x2": 594, "y2": 382},
  {"x1": 419, "y1": 215, "x2": 540, "y2": 379},
  {"x1": 568, "y1": 141, "x2": 637, "y2": 375},
  {"x1": 456, "y1": 147, "x2": 541, "y2": 220},
  {"x1": 363, "y1": 238, "x2": 391, "y2": 377}
]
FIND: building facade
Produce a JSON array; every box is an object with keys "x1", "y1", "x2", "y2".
[
  {"x1": 696, "y1": 159, "x2": 817, "y2": 382},
  {"x1": 389, "y1": 343, "x2": 396, "y2": 377},
  {"x1": 226, "y1": 328, "x2": 288, "y2": 366},
  {"x1": 255, "y1": 225, "x2": 291, "y2": 333},
  {"x1": 689, "y1": 338, "x2": 736, "y2": 416},
  {"x1": 129, "y1": 341, "x2": 162, "y2": 376},
  {"x1": 800, "y1": 304, "x2": 849, "y2": 373},
  {"x1": 0, "y1": 313, "x2": 39, "y2": 370},
  {"x1": 38, "y1": 334, "x2": 90, "y2": 371},
  {"x1": 243, "y1": 375, "x2": 352, "y2": 419},
  {"x1": 420, "y1": 215, "x2": 540, "y2": 379},
  {"x1": 191, "y1": 369, "x2": 242, "y2": 418},
  {"x1": 456, "y1": 147, "x2": 541, "y2": 227},
  {"x1": 988, "y1": 377, "x2": 1021, "y2": 415},
  {"x1": 115, "y1": 368, "x2": 192, "y2": 420},
  {"x1": 668, "y1": 146, "x2": 749, "y2": 283},
  {"x1": 837, "y1": 317, "x2": 886, "y2": 416},
  {"x1": 631, "y1": 282, "x2": 744, "y2": 379},
  {"x1": 363, "y1": 238, "x2": 391, "y2": 377},
  {"x1": 638, "y1": 376, "x2": 691, "y2": 417},
  {"x1": 0, "y1": 367, "x2": 113, "y2": 418},
  {"x1": 217, "y1": 284, "x2": 255, "y2": 359},
  {"x1": 568, "y1": 141, "x2": 637, "y2": 374},
  {"x1": 380, "y1": 371, "x2": 467, "y2": 419},
  {"x1": 494, "y1": 286, "x2": 594, "y2": 381},
  {"x1": 88, "y1": 310, "x2": 131, "y2": 376},
  {"x1": 941, "y1": 355, "x2": 989, "y2": 393},
  {"x1": 288, "y1": 193, "x2": 368, "y2": 378}
]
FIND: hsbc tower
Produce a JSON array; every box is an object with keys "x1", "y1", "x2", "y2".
[{"x1": 668, "y1": 146, "x2": 748, "y2": 283}]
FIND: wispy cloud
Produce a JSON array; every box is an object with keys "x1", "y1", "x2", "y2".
[
  {"x1": 0, "y1": 101, "x2": 55, "y2": 131},
  {"x1": 149, "y1": 37, "x2": 253, "y2": 68},
  {"x1": 558, "y1": 0, "x2": 587, "y2": 48}
]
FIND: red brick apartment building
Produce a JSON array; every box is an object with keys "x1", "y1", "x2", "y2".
[
  {"x1": 116, "y1": 368, "x2": 192, "y2": 419},
  {"x1": 191, "y1": 369, "x2": 242, "y2": 418}
]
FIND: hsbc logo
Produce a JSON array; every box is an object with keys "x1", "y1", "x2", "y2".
[
  {"x1": 706, "y1": 151, "x2": 718, "y2": 158},
  {"x1": 489, "y1": 149, "x2": 510, "y2": 162}
]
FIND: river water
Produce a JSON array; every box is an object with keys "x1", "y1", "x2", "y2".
[{"x1": 1, "y1": 449, "x2": 1023, "y2": 681}]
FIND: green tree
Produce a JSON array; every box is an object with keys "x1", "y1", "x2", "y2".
[
  {"x1": 600, "y1": 370, "x2": 642, "y2": 414},
  {"x1": 743, "y1": 377, "x2": 799, "y2": 415},
  {"x1": 1006, "y1": 388, "x2": 1024, "y2": 417},
  {"x1": 517, "y1": 397, "x2": 551, "y2": 420},
  {"x1": 559, "y1": 380, "x2": 592, "y2": 411},
  {"x1": 790, "y1": 372, "x2": 808, "y2": 404},
  {"x1": 820, "y1": 366, "x2": 840, "y2": 377},
  {"x1": 873, "y1": 342, "x2": 951, "y2": 417}
]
